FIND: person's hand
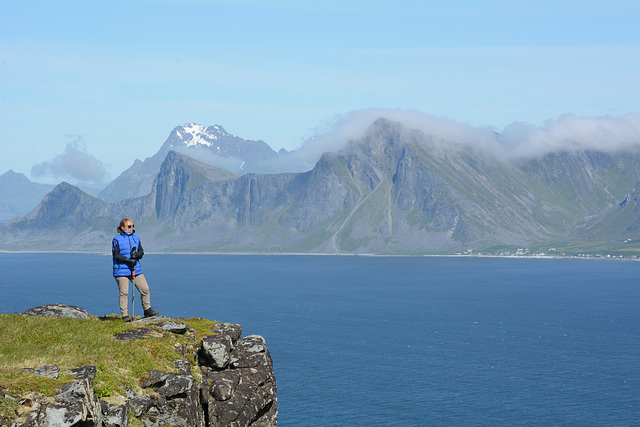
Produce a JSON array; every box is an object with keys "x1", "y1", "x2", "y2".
[
  {"x1": 130, "y1": 247, "x2": 138, "y2": 260},
  {"x1": 126, "y1": 258, "x2": 136, "y2": 268}
]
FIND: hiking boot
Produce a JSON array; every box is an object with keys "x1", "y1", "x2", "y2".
[
  {"x1": 144, "y1": 308, "x2": 159, "y2": 318},
  {"x1": 122, "y1": 315, "x2": 132, "y2": 322}
]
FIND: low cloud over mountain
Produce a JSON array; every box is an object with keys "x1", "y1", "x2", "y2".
[
  {"x1": 296, "y1": 109, "x2": 640, "y2": 162},
  {"x1": 31, "y1": 136, "x2": 110, "y2": 184}
]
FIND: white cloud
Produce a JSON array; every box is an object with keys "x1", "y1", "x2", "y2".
[
  {"x1": 291, "y1": 108, "x2": 497, "y2": 157},
  {"x1": 499, "y1": 113, "x2": 640, "y2": 158},
  {"x1": 291, "y1": 109, "x2": 640, "y2": 165},
  {"x1": 31, "y1": 136, "x2": 110, "y2": 183}
]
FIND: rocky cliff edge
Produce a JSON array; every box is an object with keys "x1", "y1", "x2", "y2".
[{"x1": 0, "y1": 304, "x2": 277, "y2": 427}]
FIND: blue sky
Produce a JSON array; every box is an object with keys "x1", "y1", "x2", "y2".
[{"x1": 1, "y1": 0, "x2": 639, "y2": 184}]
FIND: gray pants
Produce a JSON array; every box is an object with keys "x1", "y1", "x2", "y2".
[{"x1": 115, "y1": 274, "x2": 151, "y2": 316}]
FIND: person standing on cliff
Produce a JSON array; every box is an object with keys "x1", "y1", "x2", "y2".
[{"x1": 112, "y1": 218, "x2": 159, "y2": 321}]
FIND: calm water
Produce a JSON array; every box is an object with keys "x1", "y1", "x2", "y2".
[{"x1": 1, "y1": 253, "x2": 639, "y2": 426}]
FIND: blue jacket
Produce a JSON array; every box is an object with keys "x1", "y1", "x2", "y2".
[{"x1": 112, "y1": 232, "x2": 144, "y2": 277}]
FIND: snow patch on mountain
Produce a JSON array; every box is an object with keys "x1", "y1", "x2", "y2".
[{"x1": 174, "y1": 123, "x2": 231, "y2": 150}]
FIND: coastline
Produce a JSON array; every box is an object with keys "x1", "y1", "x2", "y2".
[{"x1": 0, "y1": 250, "x2": 637, "y2": 261}]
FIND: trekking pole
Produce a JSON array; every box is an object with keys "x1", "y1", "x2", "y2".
[{"x1": 131, "y1": 265, "x2": 136, "y2": 319}]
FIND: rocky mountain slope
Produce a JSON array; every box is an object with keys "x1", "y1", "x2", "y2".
[
  {"x1": 2, "y1": 118, "x2": 640, "y2": 255},
  {"x1": 98, "y1": 123, "x2": 278, "y2": 202}
]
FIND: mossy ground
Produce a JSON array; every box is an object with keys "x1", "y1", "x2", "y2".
[{"x1": 0, "y1": 313, "x2": 219, "y2": 422}]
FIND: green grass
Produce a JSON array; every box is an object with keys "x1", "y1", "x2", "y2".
[{"x1": 0, "y1": 314, "x2": 219, "y2": 421}]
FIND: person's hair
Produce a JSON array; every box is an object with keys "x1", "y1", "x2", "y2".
[{"x1": 117, "y1": 218, "x2": 133, "y2": 233}]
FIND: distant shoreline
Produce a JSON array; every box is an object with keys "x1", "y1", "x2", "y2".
[{"x1": 0, "y1": 250, "x2": 637, "y2": 261}]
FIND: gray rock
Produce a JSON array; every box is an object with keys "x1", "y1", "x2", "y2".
[
  {"x1": 199, "y1": 323, "x2": 243, "y2": 370},
  {"x1": 158, "y1": 374, "x2": 194, "y2": 399},
  {"x1": 173, "y1": 356, "x2": 192, "y2": 375},
  {"x1": 12, "y1": 376, "x2": 104, "y2": 427},
  {"x1": 128, "y1": 392, "x2": 157, "y2": 418},
  {"x1": 211, "y1": 379, "x2": 234, "y2": 401},
  {"x1": 100, "y1": 396, "x2": 130, "y2": 427},
  {"x1": 34, "y1": 364, "x2": 59, "y2": 379},
  {"x1": 152, "y1": 320, "x2": 189, "y2": 334},
  {"x1": 200, "y1": 335, "x2": 233, "y2": 369},
  {"x1": 141, "y1": 369, "x2": 171, "y2": 388},
  {"x1": 21, "y1": 304, "x2": 90, "y2": 319},
  {"x1": 211, "y1": 323, "x2": 242, "y2": 341},
  {"x1": 230, "y1": 335, "x2": 269, "y2": 369},
  {"x1": 202, "y1": 367, "x2": 277, "y2": 427},
  {"x1": 138, "y1": 370, "x2": 205, "y2": 427},
  {"x1": 64, "y1": 365, "x2": 97, "y2": 380},
  {"x1": 130, "y1": 314, "x2": 171, "y2": 324},
  {"x1": 54, "y1": 377, "x2": 103, "y2": 424},
  {"x1": 201, "y1": 335, "x2": 277, "y2": 427},
  {"x1": 19, "y1": 365, "x2": 60, "y2": 379}
]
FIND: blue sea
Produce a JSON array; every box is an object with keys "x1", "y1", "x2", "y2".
[{"x1": 1, "y1": 253, "x2": 639, "y2": 426}]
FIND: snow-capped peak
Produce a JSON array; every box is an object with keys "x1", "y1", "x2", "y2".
[{"x1": 175, "y1": 123, "x2": 231, "y2": 148}]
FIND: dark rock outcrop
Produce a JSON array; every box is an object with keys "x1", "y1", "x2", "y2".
[
  {"x1": 200, "y1": 334, "x2": 278, "y2": 427},
  {"x1": 133, "y1": 369, "x2": 204, "y2": 427},
  {"x1": 113, "y1": 327, "x2": 167, "y2": 341},
  {"x1": 5, "y1": 305, "x2": 277, "y2": 426}
]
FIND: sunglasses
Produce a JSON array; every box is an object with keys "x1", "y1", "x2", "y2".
[{"x1": 126, "y1": 224, "x2": 135, "y2": 229}]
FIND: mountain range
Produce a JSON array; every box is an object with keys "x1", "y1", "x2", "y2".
[
  {"x1": 98, "y1": 123, "x2": 281, "y2": 202},
  {"x1": 0, "y1": 170, "x2": 54, "y2": 222},
  {"x1": 0, "y1": 123, "x2": 287, "y2": 219},
  {"x1": 2, "y1": 117, "x2": 640, "y2": 256}
]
